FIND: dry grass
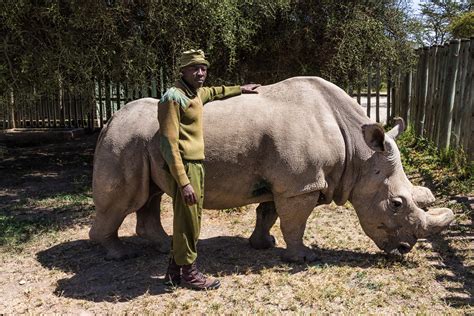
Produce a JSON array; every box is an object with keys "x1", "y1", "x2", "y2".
[{"x1": 0, "y1": 134, "x2": 472, "y2": 314}]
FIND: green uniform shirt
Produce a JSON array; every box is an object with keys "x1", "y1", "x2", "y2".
[{"x1": 158, "y1": 79, "x2": 241, "y2": 187}]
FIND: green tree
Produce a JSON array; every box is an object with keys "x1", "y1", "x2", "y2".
[
  {"x1": 449, "y1": 10, "x2": 474, "y2": 38},
  {"x1": 417, "y1": 0, "x2": 470, "y2": 45},
  {"x1": 0, "y1": 0, "x2": 417, "y2": 112}
]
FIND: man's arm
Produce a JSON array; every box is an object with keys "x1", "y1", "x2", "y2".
[{"x1": 199, "y1": 84, "x2": 261, "y2": 104}]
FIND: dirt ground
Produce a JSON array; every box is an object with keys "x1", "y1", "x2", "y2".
[{"x1": 0, "y1": 133, "x2": 472, "y2": 314}]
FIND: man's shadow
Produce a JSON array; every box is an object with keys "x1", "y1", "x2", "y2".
[{"x1": 36, "y1": 235, "x2": 405, "y2": 302}]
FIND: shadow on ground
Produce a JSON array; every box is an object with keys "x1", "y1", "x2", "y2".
[
  {"x1": 37, "y1": 235, "x2": 409, "y2": 302},
  {"x1": 430, "y1": 223, "x2": 474, "y2": 308},
  {"x1": 0, "y1": 132, "x2": 98, "y2": 208}
]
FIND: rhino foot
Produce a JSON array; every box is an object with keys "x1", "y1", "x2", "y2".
[
  {"x1": 281, "y1": 246, "x2": 318, "y2": 263},
  {"x1": 249, "y1": 234, "x2": 276, "y2": 249}
]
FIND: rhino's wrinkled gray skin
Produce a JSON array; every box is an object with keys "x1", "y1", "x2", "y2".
[{"x1": 90, "y1": 77, "x2": 454, "y2": 261}]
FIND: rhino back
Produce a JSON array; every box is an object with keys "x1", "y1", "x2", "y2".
[{"x1": 202, "y1": 77, "x2": 369, "y2": 208}]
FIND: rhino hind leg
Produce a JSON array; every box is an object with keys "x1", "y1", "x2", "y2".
[
  {"x1": 249, "y1": 202, "x2": 278, "y2": 249},
  {"x1": 275, "y1": 194, "x2": 319, "y2": 263},
  {"x1": 89, "y1": 210, "x2": 139, "y2": 260},
  {"x1": 135, "y1": 185, "x2": 171, "y2": 253}
]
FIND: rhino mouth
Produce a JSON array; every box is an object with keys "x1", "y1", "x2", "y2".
[{"x1": 387, "y1": 242, "x2": 413, "y2": 256}]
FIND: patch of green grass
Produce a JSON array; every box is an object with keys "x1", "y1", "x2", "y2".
[
  {"x1": 0, "y1": 214, "x2": 59, "y2": 246},
  {"x1": 0, "y1": 193, "x2": 93, "y2": 248}
]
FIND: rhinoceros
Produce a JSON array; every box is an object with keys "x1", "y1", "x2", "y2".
[{"x1": 90, "y1": 76, "x2": 454, "y2": 262}]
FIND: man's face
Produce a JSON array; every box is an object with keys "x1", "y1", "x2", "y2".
[{"x1": 181, "y1": 64, "x2": 208, "y2": 89}]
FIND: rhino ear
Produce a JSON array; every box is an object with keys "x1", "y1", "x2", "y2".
[
  {"x1": 386, "y1": 117, "x2": 405, "y2": 140},
  {"x1": 362, "y1": 124, "x2": 385, "y2": 152}
]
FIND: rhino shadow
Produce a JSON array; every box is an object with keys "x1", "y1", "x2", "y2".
[
  {"x1": 37, "y1": 235, "x2": 410, "y2": 302},
  {"x1": 429, "y1": 224, "x2": 474, "y2": 308}
]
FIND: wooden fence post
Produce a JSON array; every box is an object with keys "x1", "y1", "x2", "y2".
[
  {"x1": 401, "y1": 70, "x2": 411, "y2": 123},
  {"x1": 425, "y1": 45, "x2": 437, "y2": 141},
  {"x1": 387, "y1": 69, "x2": 392, "y2": 123},
  {"x1": 452, "y1": 39, "x2": 470, "y2": 147},
  {"x1": 461, "y1": 37, "x2": 474, "y2": 160},
  {"x1": 105, "y1": 77, "x2": 112, "y2": 121},
  {"x1": 375, "y1": 63, "x2": 381, "y2": 123},
  {"x1": 98, "y1": 78, "x2": 104, "y2": 128},
  {"x1": 416, "y1": 47, "x2": 429, "y2": 137},
  {"x1": 116, "y1": 82, "x2": 121, "y2": 111},
  {"x1": 438, "y1": 39, "x2": 461, "y2": 150},
  {"x1": 367, "y1": 64, "x2": 372, "y2": 118},
  {"x1": 433, "y1": 45, "x2": 448, "y2": 147},
  {"x1": 10, "y1": 89, "x2": 16, "y2": 129}
]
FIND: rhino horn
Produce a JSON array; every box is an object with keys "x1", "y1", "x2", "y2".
[
  {"x1": 386, "y1": 117, "x2": 405, "y2": 139},
  {"x1": 417, "y1": 208, "x2": 454, "y2": 238},
  {"x1": 412, "y1": 185, "x2": 436, "y2": 208}
]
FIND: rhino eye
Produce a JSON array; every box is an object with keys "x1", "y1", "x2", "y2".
[{"x1": 390, "y1": 198, "x2": 403, "y2": 211}]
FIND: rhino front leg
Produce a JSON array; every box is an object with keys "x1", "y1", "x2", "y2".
[
  {"x1": 249, "y1": 202, "x2": 278, "y2": 249},
  {"x1": 136, "y1": 188, "x2": 171, "y2": 253},
  {"x1": 275, "y1": 194, "x2": 319, "y2": 262}
]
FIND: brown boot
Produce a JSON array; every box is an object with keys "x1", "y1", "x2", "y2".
[
  {"x1": 164, "y1": 257, "x2": 181, "y2": 286},
  {"x1": 181, "y1": 261, "x2": 220, "y2": 290}
]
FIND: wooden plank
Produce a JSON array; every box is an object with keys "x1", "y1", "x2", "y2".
[
  {"x1": 2, "y1": 106, "x2": 6, "y2": 129},
  {"x1": 461, "y1": 37, "x2": 474, "y2": 159},
  {"x1": 151, "y1": 78, "x2": 158, "y2": 98},
  {"x1": 425, "y1": 45, "x2": 438, "y2": 141},
  {"x1": 417, "y1": 47, "x2": 429, "y2": 137},
  {"x1": 124, "y1": 83, "x2": 129, "y2": 103},
  {"x1": 411, "y1": 49, "x2": 420, "y2": 131},
  {"x1": 160, "y1": 66, "x2": 164, "y2": 97},
  {"x1": 105, "y1": 77, "x2": 112, "y2": 121},
  {"x1": 452, "y1": 39, "x2": 470, "y2": 147},
  {"x1": 73, "y1": 94, "x2": 79, "y2": 128},
  {"x1": 375, "y1": 63, "x2": 380, "y2": 123},
  {"x1": 68, "y1": 91, "x2": 73, "y2": 128},
  {"x1": 367, "y1": 64, "x2": 371, "y2": 118},
  {"x1": 434, "y1": 44, "x2": 448, "y2": 146},
  {"x1": 29, "y1": 98, "x2": 33, "y2": 127},
  {"x1": 53, "y1": 94, "x2": 58, "y2": 128},
  {"x1": 387, "y1": 69, "x2": 391, "y2": 123},
  {"x1": 116, "y1": 82, "x2": 121, "y2": 110},
  {"x1": 79, "y1": 94, "x2": 85, "y2": 128},
  {"x1": 401, "y1": 70, "x2": 412, "y2": 123},
  {"x1": 357, "y1": 84, "x2": 361, "y2": 105},
  {"x1": 439, "y1": 39, "x2": 461, "y2": 150},
  {"x1": 89, "y1": 85, "x2": 95, "y2": 130},
  {"x1": 98, "y1": 78, "x2": 104, "y2": 128},
  {"x1": 10, "y1": 90, "x2": 16, "y2": 129}
]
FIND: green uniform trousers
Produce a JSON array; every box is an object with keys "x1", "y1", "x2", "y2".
[{"x1": 170, "y1": 160, "x2": 204, "y2": 266}]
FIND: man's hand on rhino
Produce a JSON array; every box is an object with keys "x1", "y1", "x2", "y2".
[
  {"x1": 181, "y1": 183, "x2": 197, "y2": 205},
  {"x1": 241, "y1": 84, "x2": 261, "y2": 94}
]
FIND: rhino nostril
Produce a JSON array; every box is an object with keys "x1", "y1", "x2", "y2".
[{"x1": 397, "y1": 242, "x2": 412, "y2": 254}]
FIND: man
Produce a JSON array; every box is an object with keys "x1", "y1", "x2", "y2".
[{"x1": 158, "y1": 49, "x2": 259, "y2": 290}]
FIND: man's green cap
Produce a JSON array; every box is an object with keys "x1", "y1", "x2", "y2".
[{"x1": 179, "y1": 49, "x2": 210, "y2": 69}]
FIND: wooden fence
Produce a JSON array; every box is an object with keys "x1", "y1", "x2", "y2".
[
  {"x1": 0, "y1": 78, "x2": 164, "y2": 130},
  {"x1": 391, "y1": 38, "x2": 474, "y2": 159}
]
